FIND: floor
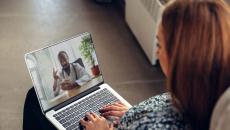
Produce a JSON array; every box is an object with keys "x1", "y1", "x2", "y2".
[{"x1": 0, "y1": 0, "x2": 165, "y2": 129}]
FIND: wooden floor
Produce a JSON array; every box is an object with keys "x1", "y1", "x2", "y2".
[{"x1": 0, "y1": 0, "x2": 166, "y2": 129}]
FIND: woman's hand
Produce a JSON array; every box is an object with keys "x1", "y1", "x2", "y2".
[
  {"x1": 99, "y1": 102, "x2": 129, "y2": 119},
  {"x1": 80, "y1": 112, "x2": 113, "y2": 130}
]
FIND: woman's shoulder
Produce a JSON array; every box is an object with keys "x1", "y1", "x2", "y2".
[
  {"x1": 118, "y1": 93, "x2": 188, "y2": 130},
  {"x1": 139, "y1": 93, "x2": 171, "y2": 107}
]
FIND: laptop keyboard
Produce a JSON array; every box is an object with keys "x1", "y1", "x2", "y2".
[{"x1": 53, "y1": 88, "x2": 119, "y2": 130}]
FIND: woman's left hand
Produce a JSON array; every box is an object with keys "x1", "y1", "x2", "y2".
[{"x1": 80, "y1": 112, "x2": 114, "y2": 130}]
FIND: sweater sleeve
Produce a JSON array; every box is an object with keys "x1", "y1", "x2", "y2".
[{"x1": 117, "y1": 93, "x2": 187, "y2": 130}]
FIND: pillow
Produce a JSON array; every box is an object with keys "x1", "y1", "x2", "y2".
[{"x1": 210, "y1": 87, "x2": 230, "y2": 130}]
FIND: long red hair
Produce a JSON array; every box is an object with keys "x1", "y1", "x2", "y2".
[{"x1": 162, "y1": 0, "x2": 230, "y2": 129}]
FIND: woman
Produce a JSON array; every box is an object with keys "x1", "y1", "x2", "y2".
[{"x1": 80, "y1": 0, "x2": 230, "y2": 130}]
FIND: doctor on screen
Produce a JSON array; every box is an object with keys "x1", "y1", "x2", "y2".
[{"x1": 53, "y1": 51, "x2": 91, "y2": 97}]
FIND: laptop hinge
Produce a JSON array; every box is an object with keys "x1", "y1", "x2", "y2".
[{"x1": 45, "y1": 82, "x2": 103, "y2": 113}]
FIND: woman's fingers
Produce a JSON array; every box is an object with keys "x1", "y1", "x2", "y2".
[
  {"x1": 80, "y1": 119, "x2": 88, "y2": 126},
  {"x1": 99, "y1": 103, "x2": 128, "y2": 118},
  {"x1": 86, "y1": 113, "x2": 95, "y2": 121},
  {"x1": 100, "y1": 110, "x2": 125, "y2": 117},
  {"x1": 111, "y1": 102, "x2": 124, "y2": 106},
  {"x1": 80, "y1": 113, "x2": 111, "y2": 130},
  {"x1": 100, "y1": 106, "x2": 124, "y2": 113},
  {"x1": 109, "y1": 123, "x2": 114, "y2": 130},
  {"x1": 116, "y1": 101, "x2": 125, "y2": 105},
  {"x1": 104, "y1": 102, "x2": 124, "y2": 108},
  {"x1": 90, "y1": 112, "x2": 99, "y2": 119}
]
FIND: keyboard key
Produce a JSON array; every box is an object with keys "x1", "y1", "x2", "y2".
[
  {"x1": 62, "y1": 122, "x2": 69, "y2": 127},
  {"x1": 59, "y1": 118, "x2": 66, "y2": 124}
]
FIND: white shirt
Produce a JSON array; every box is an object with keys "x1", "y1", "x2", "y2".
[{"x1": 54, "y1": 63, "x2": 91, "y2": 96}]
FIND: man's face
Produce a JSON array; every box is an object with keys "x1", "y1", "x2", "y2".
[{"x1": 58, "y1": 53, "x2": 70, "y2": 69}]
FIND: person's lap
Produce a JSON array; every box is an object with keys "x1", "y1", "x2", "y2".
[{"x1": 23, "y1": 87, "x2": 57, "y2": 130}]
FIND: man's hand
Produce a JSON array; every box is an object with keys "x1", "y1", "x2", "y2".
[
  {"x1": 80, "y1": 112, "x2": 113, "y2": 130},
  {"x1": 99, "y1": 102, "x2": 129, "y2": 122},
  {"x1": 53, "y1": 68, "x2": 59, "y2": 80},
  {"x1": 61, "y1": 80, "x2": 77, "y2": 90},
  {"x1": 53, "y1": 68, "x2": 60, "y2": 91}
]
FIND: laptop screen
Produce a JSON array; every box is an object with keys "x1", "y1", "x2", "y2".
[{"x1": 25, "y1": 32, "x2": 103, "y2": 112}]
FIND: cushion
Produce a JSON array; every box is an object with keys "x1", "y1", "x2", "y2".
[{"x1": 210, "y1": 87, "x2": 230, "y2": 130}]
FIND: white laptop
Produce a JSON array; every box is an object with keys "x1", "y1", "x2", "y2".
[{"x1": 24, "y1": 32, "x2": 132, "y2": 130}]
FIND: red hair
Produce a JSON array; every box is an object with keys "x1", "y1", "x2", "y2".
[{"x1": 162, "y1": 0, "x2": 230, "y2": 129}]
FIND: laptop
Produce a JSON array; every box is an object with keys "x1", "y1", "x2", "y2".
[{"x1": 24, "y1": 32, "x2": 132, "y2": 130}]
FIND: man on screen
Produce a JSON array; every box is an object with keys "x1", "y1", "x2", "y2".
[{"x1": 53, "y1": 51, "x2": 91, "y2": 97}]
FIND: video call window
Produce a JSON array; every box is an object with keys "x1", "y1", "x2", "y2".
[{"x1": 25, "y1": 33, "x2": 103, "y2": 111}]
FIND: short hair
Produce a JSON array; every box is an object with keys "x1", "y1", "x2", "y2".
[{"x1": 57, "y1": 51, "x2": 68, "y2": 59}]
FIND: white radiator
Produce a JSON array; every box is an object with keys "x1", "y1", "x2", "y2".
[{"x1": 125, "y1": 0, "x2": 167, "y2": 65}]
